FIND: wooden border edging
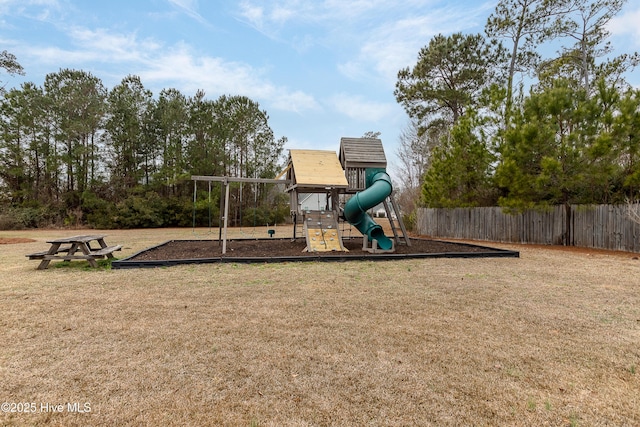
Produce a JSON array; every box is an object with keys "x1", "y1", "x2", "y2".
[{"x1": 111, "y1": 238, "x2": 519, "y2": 269}]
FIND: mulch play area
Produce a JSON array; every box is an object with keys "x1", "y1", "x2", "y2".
[{"x1": 113, "y1": 237, "x2": 519, "y2": 268}]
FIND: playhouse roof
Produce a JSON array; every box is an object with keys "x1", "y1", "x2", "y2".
[
  {"x1": 339, "y1": 137, "x2": 387, "y2": 169},
  {"x1": 285, "y1": 149, "x2": 348, "y2": 191}
]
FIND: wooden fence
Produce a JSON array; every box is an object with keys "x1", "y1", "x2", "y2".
[{"x1": 416, "y1": 204, "x2": 640, "y2": 253}]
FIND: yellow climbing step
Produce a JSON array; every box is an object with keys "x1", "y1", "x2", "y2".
[{"x1": 302, "y1": 210, "x2": 348, "y2": 252}]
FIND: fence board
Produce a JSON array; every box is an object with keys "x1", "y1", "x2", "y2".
[{"x1": 416, "y1": 204, "x2": 640, "y2": 253}]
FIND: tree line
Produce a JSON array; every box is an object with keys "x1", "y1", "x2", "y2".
[
  {"x1": 2, "y1": 0, "x2": 639, "y2": 230},
  {"x1": 394, "y1": 0, "x2": 640, "y2": 223},
  {"x1": 0, "y1": 69, "x2": 288, "y2": 228}
]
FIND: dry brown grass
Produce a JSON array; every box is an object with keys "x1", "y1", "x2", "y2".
[{"x1": 1, "y1": 228, "x2": 639, "y2": 426}]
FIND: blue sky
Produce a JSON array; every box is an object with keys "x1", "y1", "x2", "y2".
[{"x1": 2, "y1": 0, "x2": 639, "y2": 174}]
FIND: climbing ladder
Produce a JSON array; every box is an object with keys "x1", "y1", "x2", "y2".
[
  {"x1": 302, "y1": 210, "x2": 347, "y2": 252},
  {"x1": 382, "y1": 193, "x2": 411, "y2": 246}
]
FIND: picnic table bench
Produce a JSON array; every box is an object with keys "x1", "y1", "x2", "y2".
[{"x1": 26, "y1": 235, "x2": 121, "y2": 270}]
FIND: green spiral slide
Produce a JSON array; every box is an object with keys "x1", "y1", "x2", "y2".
[{"x1": 343, "y1": 168, "x2": 393, "y2": 250}]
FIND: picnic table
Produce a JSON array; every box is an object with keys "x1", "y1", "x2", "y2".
[{"x1": 26, "y1": 235, "x2": 122, "y2": 270}]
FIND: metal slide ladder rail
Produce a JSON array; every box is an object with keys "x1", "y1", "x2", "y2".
[{"x1": 383, "y1": 193, "x2": 411, "y2": 246}]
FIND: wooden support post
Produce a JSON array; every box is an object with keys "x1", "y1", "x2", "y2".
[
  {"x1": 222, "y1": 179, "x2": 230, "y2": 255},
  {"x1": 219, "y1": 182, "x2": 224, "y2": 242}
]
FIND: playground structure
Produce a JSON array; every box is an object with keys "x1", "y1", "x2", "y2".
[
  {"x1": 284, "y1": 137, "x2": 409, "y2": 253},
  {"x1": 191, "y1": 137, "x2": 410, "y2": 254}
]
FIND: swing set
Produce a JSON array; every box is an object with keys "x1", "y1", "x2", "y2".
[{"x1": 191, "y1": 175, "x2": 290, "y2": 253}]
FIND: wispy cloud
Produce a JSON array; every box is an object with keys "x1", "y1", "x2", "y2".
[
  {"x1": 338, "y1": 15, "x2": 438, "y2": 85},
  {"x1": 69, "y1": 27, "x2": 161, "y2": 62},
  {"x1": 236, "y1": 0, "x2": 396, "y2": 38},
  {"x1": 338, "y1": 3, "x2": 492, "y2": 87},
  {"x1": 19, "y1": 24, "x2": 320, "y2": 113},
  {"x1": 0, "y1": 0, "x2": 67, "y2": 24},
  {"x1": 271, "y1": 90, "x2": 320, "y2": 114},
  {"x1": 609, "y1": 7, "x2": 640, "y2": 47},
  {"x1": 236, "y1": 1, "x2": 491, "y2": 87},
  {"x1": 236, "y1": 1, "x2": 305, "y2": 46},
  {"x1": 165, "y1": 0, "x2": 207, "y2": 24},
  {"x1": 328, "y1": 93, "x2": 395, "y2": 122},
  {"x1": 136, "y1": 42, "x2": 320, "y2": 113}
]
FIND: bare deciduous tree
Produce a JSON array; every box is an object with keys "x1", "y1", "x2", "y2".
[
  {"x1": 626, "y1": 199, "x2": 640, "y2": 224},
  {"x1": 392, "y1": 119, "x2": 442, "y2": 221}
]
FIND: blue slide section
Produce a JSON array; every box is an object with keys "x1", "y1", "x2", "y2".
[{"x1": 343, "y1": 170, "x2": 393, "y2": 250}]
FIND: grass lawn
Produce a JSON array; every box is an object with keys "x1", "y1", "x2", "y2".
[{"x1": 1, "y1": 228, "x2": 639, "y2": 426}]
